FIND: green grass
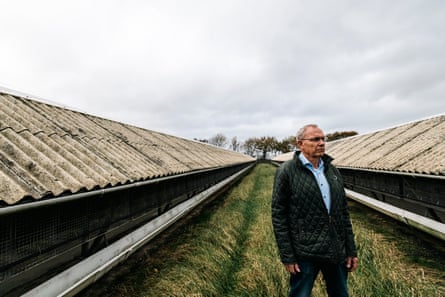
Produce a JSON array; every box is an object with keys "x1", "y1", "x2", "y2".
[
  {"x1": 132, "y1": 163, "x2": 288, "y2": 297},
  {"x1": 347, "y1": 202, "x2": 445, "y2": 297},
  {"x1": 81, "y1": 163, "x2": 444, "y2": 297}
]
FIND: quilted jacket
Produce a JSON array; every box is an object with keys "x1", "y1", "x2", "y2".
[{"x1": 271, "y1": 151, "x2": 357, "y2": 264}]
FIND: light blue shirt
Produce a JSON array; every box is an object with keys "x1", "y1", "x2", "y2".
[{"x1": 299, "y1": 153, "x2": 331, "y2": 213}]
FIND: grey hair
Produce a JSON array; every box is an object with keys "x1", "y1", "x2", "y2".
[{"x1": 296, "y1": 124, "x2": 319, "y2": 140}]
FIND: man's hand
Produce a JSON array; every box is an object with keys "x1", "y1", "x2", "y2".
[
  {"x1": 284, "y1": 263, "x2": 300, "y2": 274},
  {"x1": 346, "y1": 256, "x2": 358, "y2": 272}
]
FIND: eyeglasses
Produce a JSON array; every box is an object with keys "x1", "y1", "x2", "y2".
[{"x1": 300, "y1": 136, "x2": 327, "y2": 142}]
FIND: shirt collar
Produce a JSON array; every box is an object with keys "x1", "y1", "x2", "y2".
[{"x1": 298, "y1": 152, "x2": 324, "y2": 169}]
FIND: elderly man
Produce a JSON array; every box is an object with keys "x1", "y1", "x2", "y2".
[{"x1": 272, "y1": 124, "x2": 358, "y2": 297}]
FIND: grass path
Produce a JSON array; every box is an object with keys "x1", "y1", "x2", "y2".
[
  {"x1": 132, "y1": 162, "x2": 288, "y2": 297},
  {"x1": 80, "y1": 163, "x2": 444, "y2": 297}
]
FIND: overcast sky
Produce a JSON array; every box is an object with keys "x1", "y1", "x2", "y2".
[{"x1": 1, "y1": 0, "x2": 444, "y2": 143}]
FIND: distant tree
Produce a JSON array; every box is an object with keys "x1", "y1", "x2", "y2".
[
  {"x1": 277, "y1": 136, "x2": 297, "y2": 153},
  {"x1": 326, "y1": 131, "x2": 358, "y2": 141},
  {"x1": 209, "y1": 133, "x2": 228, "y2": 148},
  {"x1": 243, "y1": 137, "x2": 257, "y2": 156},
  {"x1": 230, "y1": 136, "x2": 240, "y2": 152},
  {"x1": 285, "y1": 135, "x2": 297, "y2": 149},
  {"x1": 244, "y1": 136, "x2": 292, "y2": 158},
  {"x1": 255, "y1": 136, "x2": 278, "y2": 159}
]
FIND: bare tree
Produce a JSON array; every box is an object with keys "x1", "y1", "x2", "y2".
[
  {"x1": 230, "y1": 136, "x2": 240, "y2": 152},
  {"x1": 209, "y1": 133, "x2": 228, "y2": 148}
]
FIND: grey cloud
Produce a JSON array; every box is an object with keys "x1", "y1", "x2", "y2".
[{"x1": 1, "y1": 0, "x2": 444, "y2": 143}]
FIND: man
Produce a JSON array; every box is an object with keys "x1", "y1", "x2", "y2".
[{"x1": 271, "y1": 124, "x2": 358, "y2": 297}]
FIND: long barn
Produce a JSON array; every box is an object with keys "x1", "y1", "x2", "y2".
[{"x1": 0, "y1": 88, "x2": 255, "y2": 296}]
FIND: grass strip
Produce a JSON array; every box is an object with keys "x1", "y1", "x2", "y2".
[
  {"x1": 136, "y1": 163, "x2": 270, "y2": 297},
  {"x1": 347, "y1": 202, "x2": 444, "y2": 297}
]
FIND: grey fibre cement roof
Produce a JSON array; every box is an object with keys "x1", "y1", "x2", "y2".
[
  {"x1": 0, "y1": 91, "x2": 254, "y2": 206},
  {"x1": 273, "y1": 114, "x2": 445, "y2": 176}
]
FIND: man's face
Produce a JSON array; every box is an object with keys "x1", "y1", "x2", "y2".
[{"x1": 297, "y1": 126, "x2": 326, "y2": 159}]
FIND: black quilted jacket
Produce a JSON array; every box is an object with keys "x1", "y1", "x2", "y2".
[{"x1": 271, "y1": 151, "x2": 357, "y2": 264}]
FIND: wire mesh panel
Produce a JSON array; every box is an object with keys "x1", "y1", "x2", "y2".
[
  {"x1": 339, "y1": 168, "x2": 445, "y2": 223},
  {"x1": 0, "y1": 201, "x2": 88, "y2": 283}
]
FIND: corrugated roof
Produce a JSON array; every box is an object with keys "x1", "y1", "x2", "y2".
[
  {"x1": 0, "y1": 90, "x2": 254, "y2": 206},
  {"x1": 272, "y1": 115, "x2": 445, "y2": 176}
]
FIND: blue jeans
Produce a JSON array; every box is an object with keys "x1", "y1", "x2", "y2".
[{"x1": 288, "y1": 261, "x2": 349, "y2": 297}]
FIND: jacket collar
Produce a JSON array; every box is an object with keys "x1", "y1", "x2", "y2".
[{"x1": 293, "y1": 150, "x2": 333, "y2": 167}]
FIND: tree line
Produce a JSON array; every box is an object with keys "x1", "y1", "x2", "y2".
[{"x1": 194, "y1": 131, "x2": 358, "y2": 159}]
